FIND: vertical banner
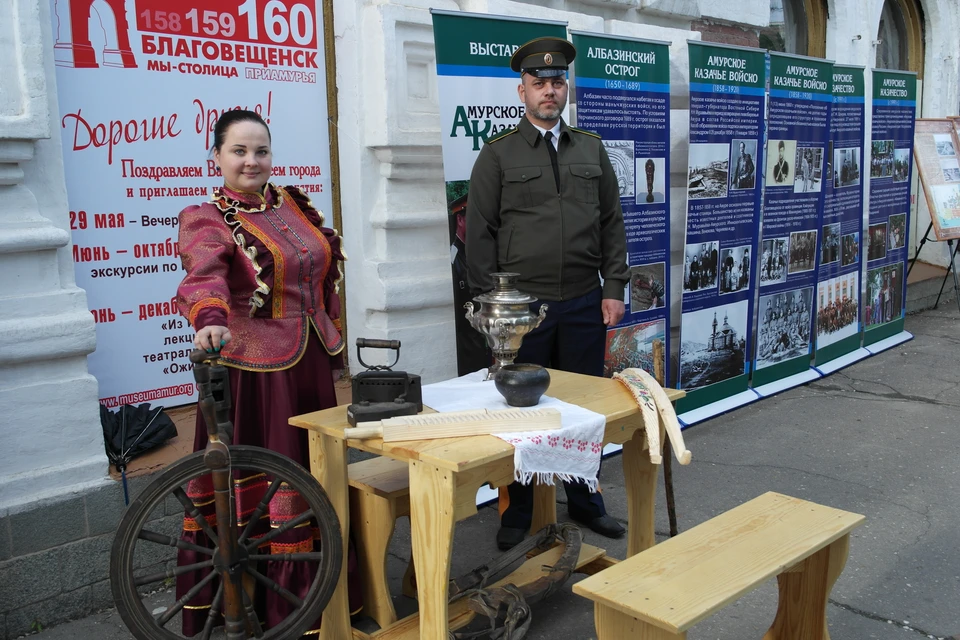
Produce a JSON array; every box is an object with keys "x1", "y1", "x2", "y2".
[
  {"x1": 570, "y1": 32, "x2": 671, "y2": 380},
  {"x1": 865, "y1": 70, "x2": 917, "y2": 346},
  {"x1": 815, "y1": 66, "x2": 866, "y2": 367},
  {"x1": 430, "y1": 10, "x2": 567, "y2": 376},
  {"x1": 51, "y1": 0, "x2": 332, "y2": 407},
  {"x1": 752, "y1": 53, "x2": 833, "y2": 390},
  {"x1": 678, "y1": 42, "x2": 766, "y2": 415}
]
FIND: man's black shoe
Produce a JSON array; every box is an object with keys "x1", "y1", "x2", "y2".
[
  {"x1": 496, "y1": 526, "x2": 527, "y2": 550},
  {"x1": 572, "y1": 514, "x2": 625, "y2": 538}
]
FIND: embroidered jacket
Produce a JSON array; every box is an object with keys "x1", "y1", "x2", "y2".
[{"x1": 177, "y1": 183, "x2": 345, "y2": 371}]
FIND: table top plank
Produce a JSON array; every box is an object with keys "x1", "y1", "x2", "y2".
[
  {"x1": 573, "y1": 492, "x2": 865, "y2": 633},
  {"x1": 289, "y1": 369, "x2": 684, "y2": 472}
]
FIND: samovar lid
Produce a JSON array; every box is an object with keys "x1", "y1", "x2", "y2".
[{"x1": 473, "y1": 272, "x2": 538, "y2": 305}]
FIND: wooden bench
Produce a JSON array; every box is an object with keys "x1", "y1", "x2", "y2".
[{"x1": 573, "y1": 492, "x2": 865, "y2": 639}]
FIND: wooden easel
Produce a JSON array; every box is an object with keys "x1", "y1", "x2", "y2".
[{"x1": 911, "y1": 118, "x2": 960, "y2": 312}]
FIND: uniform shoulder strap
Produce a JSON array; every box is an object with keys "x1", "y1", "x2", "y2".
[
  {"x1": 486, "y1": 127, "x2": 518, "y2": 144},
  {"x1": 569, "y1": 126, "x2": 601, "y2": 139}
]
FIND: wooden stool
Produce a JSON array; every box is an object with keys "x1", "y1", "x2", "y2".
[
  {"x1": 573, "y1": 492, "x2": 865, "y2": 639},
  {"x1": 348, "y1": 456, "x2": 415, "y2": 629}
]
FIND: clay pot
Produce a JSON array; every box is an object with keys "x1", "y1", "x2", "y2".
[{"x1": 494, "y1": 364, "x2": 550, "y2": 407}]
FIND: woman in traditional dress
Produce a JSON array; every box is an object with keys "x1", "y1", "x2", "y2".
[{"x1": 174, "y1": 109, "x2": 359, "y2": 635}]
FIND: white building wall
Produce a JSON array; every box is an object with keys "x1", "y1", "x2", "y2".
[{"x1": 0, "y1": 0, "x2": 107, "y2": 511}]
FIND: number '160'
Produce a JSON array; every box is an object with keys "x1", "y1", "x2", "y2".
[{"x1": 239, "y1": 0, "x2": 315, "y2": 45}]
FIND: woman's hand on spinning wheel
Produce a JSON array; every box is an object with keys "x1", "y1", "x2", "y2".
[{"x1": 195, "y1": 325, "x2": 233, "y2": 352}]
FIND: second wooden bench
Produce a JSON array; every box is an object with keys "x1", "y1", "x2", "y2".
[{"x1": 573, "y1": 491, "x2": 865, "y2": 639}]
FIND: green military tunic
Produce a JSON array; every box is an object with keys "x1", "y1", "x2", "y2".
[{"x1": 466, "y1": 116, "x2": 629, "y2": 302}]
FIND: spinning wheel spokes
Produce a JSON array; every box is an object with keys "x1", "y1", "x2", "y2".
[{"x1": 110, "y1": 446, "x2": 342, "y2": 640}]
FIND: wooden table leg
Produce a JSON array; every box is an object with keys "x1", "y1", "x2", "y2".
[
  {"x1": 595, "y1": 603, "x2": 685, "y2": 639},
  {"x1": 309, "y1": 432, "x2": 352, "y2": 640},
  {"x1": 622, "y1": 424, "x2": 662, "y2": 557},
  {"x1": 762, "y1": 534, "x2": 850, "y2": 640},
  {"x1": 529, "y1": 477, "x2": 557, "y2": 534},
  {"x1": 409, "y1": 460, "x2": 456, "y2": 640}
]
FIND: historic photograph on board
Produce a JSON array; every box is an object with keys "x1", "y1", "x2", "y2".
[
  {"x1": 833, "y1": 147, "x2": 861, "y2": 188},
  {"x1": 871, "y1": 140, "x2": 895, "y2": 178},
  {"x1": 888, "y1": 213, "x2": 907, "y2": 250},
  {"x1": 604, "y1": 319, "x2": 665, "y2": 378},
  {"x1": 602, "y1": 140, "x2": 635, "y2": 198},
  {"x1": 729, "y1": 139, "x2": 758, "y2": 190},
  {"x1": 911, "y1": 119, "x2": 960, "y2": 240},
  {"x1": 865, "y1": 263, "x2": 904, "y2": 328},
  {"x1": 821, "y1": 223, "x2": 840, "y2": 265},
  {"x1": 629, "y1": 262, "x2": 666, "y2": 311},
  {"x1": 766, "y1": 139, "x2": 796, "y2": 186},
  {"x1": 718, "y1": 245, "x2": 751, "y2": 295},
  {"x1": 679, "y1": 301, "x2": 748, "y2": 390},
  {"x1": 635, "y1": 156, "x2": 666, "y2": 204},
  {"x1": 788, "y1": 230, "x2": 817, "y2": 274},
  {"x1": 893, "y1": 148, "x2": 911, "y2": 182},
  {"x1": 759, "y1": 236, "x2": 789, "y2": 286},
  {"x1": 868, "y1": 222, "x2": 888, "y2": 261},
  {"x1": 756, "y1": 286, "x2": 814, "y2": 370},
  {"x1": 682, "y1": 241, "x2": 719, "y2": 294},
  {"x1": 687, "y1": 143, "x2": 729, "y2": 200},
  {"x1": 817, "y1": 272, "x2": 859, "y2": 348},
  {"x1": 842, "y1": 232, "x2": 860, "y2": 267},
  {"x1": 794, "y1": 147, "x2": 824, "y2": 193}
]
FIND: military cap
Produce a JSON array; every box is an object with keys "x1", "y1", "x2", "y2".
[{"x1": 510, "y1": 37, "x2": 577, "y2": 78}]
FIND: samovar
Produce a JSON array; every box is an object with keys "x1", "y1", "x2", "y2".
[{"x1": 464, "y1": 272, "x2": 547, "y2": 380}]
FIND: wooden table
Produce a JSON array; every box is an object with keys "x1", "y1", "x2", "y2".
[{"x1": 290, "y1": 369, "x2": 684, "y2": 640}]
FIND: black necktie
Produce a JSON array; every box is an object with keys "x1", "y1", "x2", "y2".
[{"x1": 544, "y1": 131, "x2": 560, "y2": 191}]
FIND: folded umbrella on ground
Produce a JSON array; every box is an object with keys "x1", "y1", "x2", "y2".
[{"x1": 100, "y1": 403, "x2": 178, "y2": 503}]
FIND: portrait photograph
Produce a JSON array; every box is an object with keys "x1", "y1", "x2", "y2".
[
  {"x1": 687, "y1": 143, "x2": 729, "y2": 200},
  {"x1": 718, "y1": 244, "x2": 751, "y2": 295},
  {"x1": 682, "y1": 241, "x2": 719, "y2": 294},
  {"x1": 888, "y1": 213, "x2": 907, "y2": 250},
  {"x1": 794, "y1": 146, "x2": 824, "y2": 193},
  {"x1": 603, "y1": 140, "x2": 635, "y2": 198},
  {"x1": 630, "y1": 262, "x2": 666, "y2": 311},
  {"x1": 841, "y1": 232, "x2": 860, "y2": 267},
  {"x1": 729, "y1": 139, "x2": 758, "y2": 191},
  {"x1": 821, "y1": 223, "x2": 840, "y2": 265},
  {"x1": 788, "y1": 230, "x2": 818, "y2": 274},
  {"x1": 635, "y1": 156, "x2": 666, "y2": 205},
  {"x1": 766, "y1": 138, "x2": 796, "y2": 187},
  {"x1": 759, "y1": 236, "x2": 789, "y2": 286},
  {"x1": 833, "y1": 147, "x2": 861, "y2": 188},
  {"x1": 867, "y1": 222, "x2": 888, "y2": 261},
  {"x1": 679, "y1": 300, "x2": 748, "y2": 390},
  {"x1": 817, "y1": 272, "x2": 859, "y2": 348},
  {"x1": 756, "y1": 286, "x2": 814, "y2": 370}
]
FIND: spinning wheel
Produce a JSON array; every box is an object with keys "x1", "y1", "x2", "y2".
[{"x1": 110, "y1": 351, "x2": 342, "y2": 639}]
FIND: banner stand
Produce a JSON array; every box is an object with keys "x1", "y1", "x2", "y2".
[
  {"x1": 863, "y1": 331, "x2": 913, "y2": 354},
  {"x1": 677, "y1": 389, "x2": 761, "y2": 428},
  {"x1": 812, "y1": 347, "x2": 871, "y2": 375},
  {"x1": 752, "y1": 368, "x2": 821, "y2": 398}
]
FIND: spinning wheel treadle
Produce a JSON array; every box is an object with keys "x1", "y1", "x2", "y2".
[{"x1": 110, "y1": 446, "x2": 343, "y2": 640}]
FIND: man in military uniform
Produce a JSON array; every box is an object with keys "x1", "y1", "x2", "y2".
[
  {"x1": 733, "y1": 141, "x2": 755, "y2": 189},
  {"x1": 773, "y1": 140, "x2": 790, "y2": 183},
  {"x1": 466, "y1": 37, "x2": 629, "y2": 550}
]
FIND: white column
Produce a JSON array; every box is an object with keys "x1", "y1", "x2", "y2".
[{"x1": 0, "y1": 0, "x2": 106, "y2": 511}]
